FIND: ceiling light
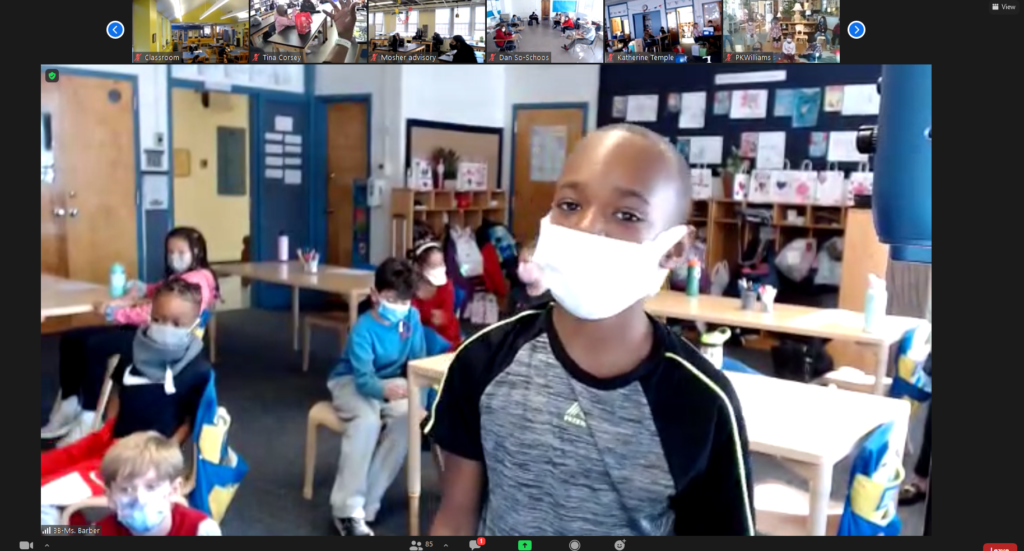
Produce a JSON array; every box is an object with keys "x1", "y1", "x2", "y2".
[
  {"x1": 201, "y1": 0, "x2": 230, "y2": 19},
  {"x1": 222, "y1": 9, "x2": 250, "y2": 18}
]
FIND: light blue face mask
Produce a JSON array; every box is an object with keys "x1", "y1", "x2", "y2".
[
  {"x1": 148, "y1": 320, "x2": 197, "y2": 348},
  {"x1": 168, "y1": 252, "x2": 193, "y2": 274},
  {"x1": 116, "y1": 495, "x2": 171, "y2": 534},
  {"x1": 378, "y1": 300, "x2": 410, "y2": 324}
]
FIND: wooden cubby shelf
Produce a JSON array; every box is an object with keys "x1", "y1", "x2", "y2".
[{"x1": 391, "y1": 188, "x2": 508, "y2": 256}]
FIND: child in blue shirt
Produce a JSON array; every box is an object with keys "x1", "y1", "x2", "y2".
[{"x1": 327, "y1": 258, "x2": 426, "y2": 536}]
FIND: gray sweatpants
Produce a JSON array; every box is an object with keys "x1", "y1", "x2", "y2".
[{"x1": 327, "y1": 376, "x2": 410, "y2": 520}]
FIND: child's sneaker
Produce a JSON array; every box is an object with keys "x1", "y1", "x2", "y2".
[
  {"x1": 334, "y1": 517, "x2": 374, "y2": 536},
  {"x1": 55, "y1": 411, "x2": 97, "y2": 448},
  {"x1": 41, "y1": 396, "x2": 81, "y2": 439}
]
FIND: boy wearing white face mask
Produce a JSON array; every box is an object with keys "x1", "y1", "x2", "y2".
[
  {"x1": 428, "y1": 124, "x2": 754, "y2": 536},
  {"x1": 327, "y1": 258, "x2": 427, "y2": 536},
  {"x1": 95, "y1": 431, "x2": 220, "y2": 535},
  {"x1": 41, "y1": 281, "x2": 213, "y2": 526},
  {"x1": 44, "y1": 227, "x2": 219, "y2": 447}
]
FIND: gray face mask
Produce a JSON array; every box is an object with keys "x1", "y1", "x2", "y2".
[{"x1": 168, "y1": 252, "x2": 193, "y2": 274}]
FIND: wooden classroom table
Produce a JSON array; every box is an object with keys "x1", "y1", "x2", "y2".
[
  {"x1": 405, "y1": 353, "x2": 910, "y2": 536},
  {"x1": 265, "y1": 11, "x2": 328, "y2": 62},
  {"x1": 213, "y1": 262, "x2": 373, "y2": 351},
  {"x1": 644, "y1": 291, "x2": 924, "y2": 395},
  {"x1": 41, "y1": 274, "x2": 109, "y2": 321}
]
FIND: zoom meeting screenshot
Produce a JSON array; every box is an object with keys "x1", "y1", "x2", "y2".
[{"x1": 27, "y1": 0, "x2": 1015, "y2": 546}]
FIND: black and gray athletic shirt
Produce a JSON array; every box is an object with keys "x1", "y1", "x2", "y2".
[{"x1": 426, "y1": 307, "x2": 755, "y2": 536}]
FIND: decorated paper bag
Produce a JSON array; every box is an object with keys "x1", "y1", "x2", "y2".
[
  {"x1": 847, "y1": 161, "x2": 874, "y2": 205},
  {"x1": 815, "y1": 162, "x2": 847, "y2": 206},
  {"x1": 691, "y1": 166, "x2": 714, "y2": 200},
  {"x1": 748, "y1": 169, "x2": 773, "y2": 203},
  {"x1": 730, "y1": 161, "x2": 751, "y2": 201},
  {"x1": 789, "y1": 160, "x2": 817, "y2": 204},
  {"x1": 769, "y1": 159, "x2": 794, "y2": 203},
  {"x1": 483, "y1": 294, "x2": 499, "y2": 325}
]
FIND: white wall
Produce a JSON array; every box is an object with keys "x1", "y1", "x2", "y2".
[
  {"x1": 502, "y1": 65, "x2": 600, "y2": 194},
  {"x1": 400, "y1": 66, "x2": 506, "y2": 128},
  {"x1": 45, "y1": 65, "x2": 170, "y2": 172}
]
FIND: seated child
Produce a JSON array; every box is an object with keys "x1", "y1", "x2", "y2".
[
  {"x1": 410, "y1": 241, "x2": 461, "y2": 351},
  {"x1": 43, "y1": 227, "x2": 218, "y2": 447},
  {"x1": 94, "y1": 431, "x2": 221, "y2": 535},
  {"x1": 511, "y1": 240, "x2": 551, "y2": 314},
  {"x1": 274, "y1": 4, "x2": 295, "y2": 32},
  {"x1": 327, "y1": 258, "x2": 426, "y2": 536},
  {"x1": 41, "y1": 279, "x2": 214, "y2": 525}
]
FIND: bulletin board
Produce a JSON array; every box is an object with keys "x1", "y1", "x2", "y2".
[{"x1": 597, "y1": 64, "x2": 882, "y2": 172}]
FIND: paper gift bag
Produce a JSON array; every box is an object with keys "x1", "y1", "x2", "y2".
[
  {"x1": 769, "y1": 159, "x2": 794, "y2": 203},
  {"x1": 457, "y1": 162, "x2": 488, "y2": 191},
  {"x1": 790, "y1": 160, "x2": 817, "y2": 204},
  {"x1": 730, "y1": 161, "x2": 751, "y2": 201},
  {"x1": 815, "y1": 162, "x2": 847, "y2": 206},
  {"x1": 691, "y1": 166, "x2": 713, "y2": 200},
  {"x1": 411, "y1": 159, "x2": 433, "y2": 191},
  {"x1": 748, "y1": 169, "x2": 773, "y2": 203},
  {"x1": 847, "y1": 161, "x2": 874, "y2": 205},
  {"x1": 483, "y1": 293, "x2": 499, "y2": 325}
]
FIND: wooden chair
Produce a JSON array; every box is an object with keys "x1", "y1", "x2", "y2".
[
  {"x1": 48, "y1": 355, "x2": 121, "y2": 433},
  {"x1": 301, "y1": 312, "x2": 350, "y2": 373},
  {"x1": 754, "y1": 477, "x2": 844, "y2": 535},
  {"x1": 302, "y1": 402, "x2": 440, "y2": 500}
]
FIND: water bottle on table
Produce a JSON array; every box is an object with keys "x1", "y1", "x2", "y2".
[
  {"x1": 109, "y1": 263, "x2": 126, "y2": 298},
  {"x1": 863, "y1": 274, "x2": 888, "y2": 334}
]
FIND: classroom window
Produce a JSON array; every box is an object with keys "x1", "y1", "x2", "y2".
[
  {"x1": 374, "y1": 12, "x2": 383, "y2": 35},
  {"x1": 400, "y1": 10, "x2": 419, "y2": 35},
  {"x1": 435, "y1": 8, "x2": 451, "y2": 36},
  {"x1": 453, "y1": 7, "x2": 470, "y2": 36},
  {"x1": 474, "y1": 6, "x2": 485, "y2": 37},
  {"x1": 577, "y1": 0, "x2": 598, "y2": 19}
]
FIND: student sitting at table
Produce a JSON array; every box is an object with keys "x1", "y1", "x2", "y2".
[
  {"x1": 643, "y1": 28, "x2": 658, "y2": 51},
  {"x1": 389, "y1": 32, "x2": 405, "y2": 51},
  {"x1": 448, "y1": 35, "x2": 480, "y2": 62},
  {"x1": 274, "y1": 3, "x2": 296, "y2": 33},
  {"x1": 529, "y1": 11, "x2": 539, "y2": 24},
  {"x1": 509, "y1": 14, "x2": 521, "y2": 28},
  {"x1": 326, "y1": 258, "x2": 426, "y2": 536},
  {"x1": 41, "y1": 280, "x2": 214, "y2": 528},
  {"x1": 494, "y1": 23, "x2": 517, "y2": 51},
  {"x1": 561, "y1": 14, "x2": 576, "y2": 34},
  {"x1": 552, "y1": 12, "x2": 563, "y2": 29},
  {"x1": 432, "y1": 31, "x2": 444, "y2": 52},
  {"x1": 41, "y1": 227, "x2": 219, "y2": 447},
  {"x1": 799, "y1": 35, "x2": 826, "y2": 61},
  {"x1": 562, "y1": 20, "x2": 596, "y2": 51}
]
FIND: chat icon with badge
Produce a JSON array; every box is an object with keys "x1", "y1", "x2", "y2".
[{"x1": 470, "y1": 538, "x2": 486, "y2": 550}]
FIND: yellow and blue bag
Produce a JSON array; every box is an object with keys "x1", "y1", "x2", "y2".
[
  {"x1": 188, "y1": 372, "x2": 248, "y2": 522},
  {"x1": 838, "y1": 421, "x2": 905, "y2": 536},
  {"x1": 888, "y1": 323, "x2": 932, "y2": 410}
]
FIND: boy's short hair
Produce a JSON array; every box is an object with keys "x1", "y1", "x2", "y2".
[
  {"x1": 100, "y1": 431, "x2": 185, "y2": 488},
  {"x1": 375, "y1": 257, "x2": 420, "y2": 301}
]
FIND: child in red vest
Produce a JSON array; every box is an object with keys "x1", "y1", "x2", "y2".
[{"x1": 95, "y1": 431, "x2": 220, "y2": 536}]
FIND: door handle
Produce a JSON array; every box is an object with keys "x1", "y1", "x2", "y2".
[
  {"x1": 68, "y1": 208, "x2": 79, "y2": 217},
  {"x1": 53, "y1": 208, "x2": 66, "y2": 217}
]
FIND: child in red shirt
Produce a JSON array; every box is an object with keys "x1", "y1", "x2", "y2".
[
  {"x1": 410, "y1": 241, "x2": 461, "y2": 350},
  {"x1": 97, "y1": 431, "x2": 220, "y2": 536}
]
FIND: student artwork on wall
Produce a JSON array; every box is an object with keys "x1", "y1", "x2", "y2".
[
  {"x1": 729, "y1": 89, "x2": 768, "y2": 119},
  {"x1": 792, "y1": 88, "x2": 822, "y2": 128},
  {"x1": 773, "y1": 89, "x2": 796, "y2": 117},
  {"x1": 612, "y1": 96, "x2": 628, "y2": 119},
  {"x1": 530, "y1": 125, "x2": 568, "y2": 182},
  {"x1": 809, "y1": 132, "x2": 828, "y2": 158},
  {"x1": 824, "y1": 86, "x2": 844, "y2": 112},
  {"x1": 686, "y1": 136, "x2": 724, "y2": 165},
  {"x1": 739, "y1": 132, "x2": 758, "y2": 158},
  {"x1": 840, "y1": 84, "x2": 882, "y2": 116},
  {"x1": 755, "y1": 131, "x2": 786, "y2": 170},
  {"x1": 626, "y1": 95, "x2": 659, "y2": 122},
  {"x1": 677, "y1": 92, "x2": 707, "y2": 129},
  {"x1": 712, "y1": 91, "x2": 730, "y2": 115},
  {"x1": 827, "y1": 131, "x2": 870, "y2": 163},
  {"x1": 675, "y1": 138, "x2": 691, "y2": 161}
]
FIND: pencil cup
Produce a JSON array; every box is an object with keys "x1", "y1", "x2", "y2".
[
  {"x1": 761, "y1": 300, "x2": 774, "y2": 313},
  {"x1": 304, "y1": 259, "x2": 319, "y2": 273},
  {"x1": 740, "y1": 291, "x2": 758, "y2": 311}
]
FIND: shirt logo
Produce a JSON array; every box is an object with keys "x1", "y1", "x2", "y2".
[{"x1": 563, "y1": 402, "x2": 586, "y2": 427}]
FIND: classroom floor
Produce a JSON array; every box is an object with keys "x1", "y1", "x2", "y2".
[
  {"x1": 39, "y1": 308, "x2": 927, "y2": 536},
  {"x1": 488, "y1": 20, "x2": 603, "y2": 63}
]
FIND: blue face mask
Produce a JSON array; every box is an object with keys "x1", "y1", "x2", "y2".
[
  {"x1": 378, "y1": 300, "x2": 410, "y2": 324},
  {"x1": 115, "y1": 495, "x2": 171, "y2": 534},
  {"x1": 148, "y1": 321, "x2": 196, "y2": 349}
]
